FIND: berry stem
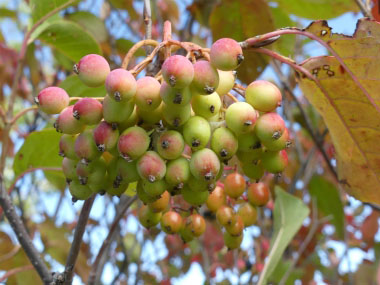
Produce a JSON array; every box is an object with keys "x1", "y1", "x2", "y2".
[
  {"x1": 225, "y1": 92, "x2": 239, "y2": 103},
  {"x1": 121, "y1": 39, "x2": 159, "y2": 69}
]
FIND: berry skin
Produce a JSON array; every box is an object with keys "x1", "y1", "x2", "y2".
[
  {"x1": 161, "y1": 210, "x2": 183, "y2": 234},
  {"x1": 215, "y1": 70, "x2": 235, "y2": 96},
  {"x1": 156, "y1": 130, "x2": 185, "y2": 160},
  {"x1": 165, "y1": 157, "x2": 190, "y2": 188},
  {"x1": 160, "y1": 82, "x2": 192, "y2": 107},
  {"x1": 216, "y1": 205, "x2": 234, "y2": 226},
  {"x1": 183, "y1": 116, "x2": 211, "y2": 151},
  {"x1": 137, "y1": 180, "x2": 157, "y2": 204},
  {"x1": 225, "y1": 215, "x2": 244, "y2": 236},
  {"x1": 69, "y1": 179, "x2": 93, "y2": 201},
  {"x1": 142, "y1": 179, "x2": 167, "y2": 197},
  {"x1": 74, "y1": 129, "x2": 101, "y2": 164},
  {"x1": 188, "y1": 174, "x2": 215, "y2": 193},
  {"x1": 237, "y1": 131, "x2": 261, "y2": 153},
  {"x1": 135, "y1": 76, "x2": 162, "y2": 111},
  {"x1": 138, "y1": 205, "x2": 162, "y2": 228},
  {"x1": 118, "y1": 106, "x2": 138, "y2": 132},
  {"x1": 105, "y1": 69, "x2": 137, "y2": 102},
  {"x1": 137, "y1": 151, "x2": 166, "y2": 182},
  {"x1": 162, "y1": 103, "x2": 191, "y2": 127},
  {"x1": 62, "y1": 157, "x2": 78, "y2": 182},
  {"x1": 93, "y1": 121, "x2": 119, "y2": 152},
  {"x1": 223, "y1": 231, "x2": 243, "y2": 250},
  {"x1": 136, "y1": 103, "x2": 163, "y2": 125},
  {"x1": 183, "y1": 214, "x2": 206, "y2": 237},
  {"x1": 108, "y1": 157, "x2": 139, "y2": 187},
  {"x1": 55, "y1": 106, "x2": 85, "y2": 135},
  {"x1": 75, "y1": 54, "x2": 110, "y2": 87},
  {"x1": 226, "y1": 102, "x2": 257, "y2": 135},
  {"x1": 241, "y1": 160, "x2": 264, "y2": 181},
  {"x1": 76, "y1": 158, "x2": 107, "y2": 186},
  {"x1": 73, "y1": 98, "x2": 103, "y2": 125},
  {"x1": 162, "y1": 55, "x2": 194, "y2": 88},
  {"x1": 35, "y1": 87, "x2": 69, "y2": 114},
  {"x1": 191, "y1": 60, "x2": 219, "y2": 95},
  {"x1": 224, "y1": 172, "x2": 246, "y2": 199},
  {"x1": 262, "y1": 149, "x2": 288, "y2": 174},
  {"x1": 262, "y1": 128, "x2": 291, "y2": 152},
  {"x1": 191, "y1": 92, "x2": 221, "y2": 120},
  {"x1": 210, "y1": 38, "x2": 244, "y2": 71},
  {"x1": 237, "y1": 203, "x2": 257, "y2": 227},
  {"x1": 254, "y1": 112, "x2": 286, "y2": 143},
  {"x1": 181, "y1": 185, "x2": 209, "y2": 206},
  {"x1": 118, "y1": 126, "x2": 150, "y2": 161},
  {"x1": 148, "y1": 191, "x2": 170, "y2": 213},
  {"x1": 247, "y1": 182, "x2": 270, "y2": 206},
  {"x1": 190, "y1": 148, "x2": 220, "y2": 181},
  {"x1": 102, "y1": 94, "x2": 135, "y2": 125},
  {"x1": 206, "y1": 185, "x2": 226, "y2": 212},
  {"x1": 59, "y1": 134, "x2": 78, "y2": 160},
  {"x1": 210, "y1": 127, "x2": 238, "y2": 160},
  {"x1": 245, "y1": 80, "x2": 282, "y2": 112}
]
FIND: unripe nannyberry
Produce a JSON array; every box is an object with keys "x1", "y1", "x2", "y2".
[
  {"x1": 148, "y1": 191, "x2": 170, "y2": 213},
  {"x1": 191, "y1": 92, "x2": 221, "y2": 120},
  {"x1": 241, "y1": 160, "x2": 264, "y2": 181},
  {"x1": 165, "y1": 157, "x2": 190, "y2": 188},
  {"x1": 245, "y1": 80, "x2": 282, "y2": 112},
  {"x1": 226, "y1": 102, "x2": 257, "y2": 135},
  {"x1": 135, "y1": 76, "x2": 161, "y2": 111},
  {"x1": 237, "y1": 131, "x2": 261, "y2": 152},
  {"x1": 162, "y1": 55, "x2": 194, "y2": 88},
  {"x1": 35, "y1": 87, "x2": 69, "y2": 114},
  {"x1": 262, "y1": 149, "x2": 288, "y2": 174},
  {"x1": 59, "y1": 134, "x2": 78, "y2": 159},
  {"x1": 183, "y1": 116, "x2": 211, "y2": 150},
  {"x1": 55, "y1": 106, "x2": 85, "y2": 135},
  {"x1": 206, "y1": 185, "x2": 225, "y2": 212},
  {"x1": 62, "y1": 157, "x2": 78, "y2": 182},
  {"x1": 156, "y1": 130, "x2": 185, "y2": 160},
  {"x1": 162, "y1": 103, "x2": 191, "y2": 127},
  {"x1": 136, "y1": 103, "x2": 163, "y2": 125},
  {"x1": 69, "y1": 179, "x2": 93, "y2": 201},
  {"x1": 74, "y1": 54, "x2": 110, "y2": 87},
  {"x1": 142, "y1": 179, "x2": 167, "y2": 197},
  {"x1": 188, "y1": 174, "x2": 215, "y2": 192},
  {"x1": 118, "y1": 126, "x2": 150, "y2": 161},
  {"x1": 93, "y1": 121, "x2": 119, "y2": 152},
  {"x1": 137, "y1": 180, "x2": 157, "y2": 204},
  {"x1": 102, "y1": 94, "x2": 135, "y2": 125},
  {"x1": 190, "y1": 148, "x2": 220, "y2": 181},
  {"x1": 181, "y1": 185, "x2": 209, "y2": 206},
  {"x1": 73, "y1": 98, "x2": 103, "y2": 125},
  {"x1": 74, "y1": 129, "x2": 101, "y2": 164},
  {"x1": 224, "y1": 172, "x2": 246, "y2": 199},
  {"x1": 191, "y1": 60, "x2": 219, "y2": 95},
  {"x1": 254, "y1": 112, "x2": 286, "y2": 142},
  {"x1": 76, "y1": 158, "x2": 107, "y2": 186},
  {"x1": 108, "y1": 157, "x2": 139, "y2": 188},
  {"x1": 118, "y1": 106, "x2": 138, "y2": 132},
  {"x1": 236, "y1": 149, "x2": 263, "y2": 167},
  {"x1": 160, "y1": 82, "x2": 192, "y2": 107},
  {"x1": 262, "y1": 128, "x2": 291, "y2": 151},
  {"x1": 216, "y1": 70, "x2": 235, "y2": 96},
  {"x1": 210, "y1": 38, "x2": 244, "y2": 71},
  {"x1": 210, "y1": 127, "x2": 238, "y2": 160},
  {"x1": 161, "y1": 210, "x2": 183, "y2": 234},
  {"x1": 247, "y1": 182, "x2": 270, "y2": 206},
  {"x1": 138, "y1": 205, "x2": 162, "y2": 228},
  {"x1": 237, "y1": 203, "x2": 257, "y2": 227},
  {"x1": 223, "y1": 231, "x2": 242, "y2": 250},
  {"x1": 137, "y1": 151, "x2": 166, "y2": 182},
  {"x1": 105, "y1": 69, "x2": 137, "y2": 102}
]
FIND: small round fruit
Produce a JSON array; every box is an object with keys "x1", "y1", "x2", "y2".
[
  {"x1": 160, "y1": 82, "x2": 192, "y2": 107},
  {"x1": 74, "y1": 129, "x2": 101, "y2": 164},
  {"x1": 135, "y1": 76, "x2": 161, "y2": 111},
  {"x1": 237, "y1": 203, "x2": 257, "y2": 227},
  {"x1": 216, "y1": 70, "x2": 235, "y2": 96},
  {"x1": 206, "y1": 185, "x2": 226, "y2": 212},
  {"x1": 138, "y1": 205, "x2": 162, "y2": 228},
  {"x1": 35, "y1": 87, "x2": 69, "y2": 114},
  {"x1": 262, "y1": 150, "x2": 288, "y2": 174},
  {"x1": 148, "y1": 191, "x2": 170, "y2": 213},
  {"x1": 225, "y1": 215, "x2": 244, "y2": 236},
  {"x1": 162, "y1": 55, "x2": 194, "y2": 88},
  {"x1": 108, "y1": 157, "x2": 140, "y2": 186},
  {"x1": 262, "y1": 128, "x2": 291, "y2": 151},
  {"x1": 210, "y1": 38, "x2": 243, "y2": 71},
  {"x1": 59, "y1": 134, "x2": 78, "y2": 159},
  {"x1": 188, "y1": 175, "x2": 215, "y2": 193},
  {"x1": 142, "y1": 179, "x2": 167, "y2": 197},
  {"x1": 247, "y1": 182, "x2": 270, "y2": 206},
  {"x1": 73, "y1": 98, "x2": 103, "y2": 125},
  {"x1": 245, "y1": 80, "x2": 282, "y2": 112},
  {"x1": 137, "y1": 151, "x2": 166, "y2": 182},
  {"x1": 210, "y1": 127, "x2": 238, "y2": 160},
  {"x1": 237, "y1": 132, "x2": 261, "y2": 153},
  {"x1": 118, "y1": 126, "x2": 150, "y2": 160},
  {"x1": 69, "y1": 179, "x2": 93, "y2": 201},
  {"x1": 190, "y1": 149, "x2": 220, "y2": 181},
  {"x1": 136, "y1": 103, "x2": 163, "y2": 125},
  {"x1": 254, "y1": 112, "x2": 286, "y2": 142},
  {"x1": 55, "y1": 106, "x2": 85, "y2": 135},
  {"x1": 75, "y1": 54, "x2": 110, "y2": 87},
  {"x1": 183, "y1": 116, "x2": 211, "y2": 151},
  {"x1": 165, "y1": 157, "x2": 190, "y2": 187},
  {"x1": 102, "y1": 94, "x2": 135, "y2": 125},
  {"x1": 161, "y1": 210, "x2": 183, "y2": 234},
  {"x1": 241, "y1": 160, "x2": 264, "y2": 181},
  {"x1": 162, "y1": 103, "x2": 191, "y2": 127},
  {"x1": 118, "y1": 106, "x2": 138, "y2": 132},
  {"x1": 105, "y1": 69, "x2": 137, "y2": 102},
  {"x1": 137, "y1": 180, "x2": 157, "y2": 204},
  {"x1": 191, "y1": 60, "x2": 219, "y2": 95},
  {"x1": 93, "y1": 121, "x2": 119, "y2": 152},
  {"x1": 62, "y1": 157, "x2": 78, "y2": 182},
  {"x1": 223, "y1": 231, "x2": 243, "y2": 250},
  {"x1": 184, "y1": 214, "x2": 206, "y2": 237},
  {"x1": 181, "y1": 185, "x2": 209, "y2": 206},
  {"x1": 216, "y1": 205, "x2": 234, "y2": 226},
  {"x1": 191, "y1": 92, "x2": 221, "y2": 120},
  {"x1": 226, "y1": 102, "x2": 257, "y2": 135},
  {"x1": 224, "y1": 172, "x2": 246, "y2": 199},
  {"x1": 156, "y1": 130, "x2": 185, "y2": 160}
]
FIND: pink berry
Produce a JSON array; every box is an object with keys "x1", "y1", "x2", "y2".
[
  {"x1": 210, "y1": 38, "x2": 244, "y2": 71},
  {"x1": 55, "y1": 106, "x2": 85, "y2": 135},
  {"x1": 161, "y1": 55, "x2": 194, "y2": 88},
  {"x1": 93, "y1": 121, "x2": 119, "y2": 152},
  {"x1": 73, "y1": 98, "x2": 103, "y2": 125},
  {"x1": 74, "y1": 54, "x2": 110, "y2": 87},
  {"x1": 35, "y1": 87, "x2": 69, "y2": 114},
  {"x1": 105, "y1": 69, "x2": 137, "y2": 102},
  {"x1": 135, "y1": 76, "x2": 161, "y2": 111},
  {"x1": 191, "y1": 60, "x2": 219, "y2": 95}
]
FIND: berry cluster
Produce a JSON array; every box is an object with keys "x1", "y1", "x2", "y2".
[{"x1": 35, "y1": 37, "x2": 290, "y2": 249}]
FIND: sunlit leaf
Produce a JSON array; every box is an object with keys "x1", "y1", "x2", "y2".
[
  {"x1": 116, "y1": 38, "x2": 145, "y2": 58},
  {"x1": 29, "y1": 0, "x2": 78, "y2": 24},
  {"x1": 0, "y1": 8, "x2": 17, "y2": 18},
  {"x1": 59, "y1": 74, "x2": 106, "y2": 98},
  {"x1": 298, "y1": 19, "x2": 380, "y2": 204}
]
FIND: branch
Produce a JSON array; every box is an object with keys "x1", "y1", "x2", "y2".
[
  {"x1": 354, "y1": 0, "x2": 373, "y2": 18},
  {"x1": 9, "y1": 106, "x2": 38, "y2": 126},
  {"x1": 0, "y1": 264, "x2": 34, "y2": 283},
  {"x1": 0, "y1": 177, "x2": 52, "y2": 283},
  {"x1": 88, "y1": 195, "x2": 137, "y2": 285},
  {"x1": 63, "y1": 194, "x2": 96, "y2": 284},
  {"x1": 121, "y1": 39, "x2": 160, "y2": 69},
  {"x1": 143, "y1": 0, "x2": 152, "y2": 42}
]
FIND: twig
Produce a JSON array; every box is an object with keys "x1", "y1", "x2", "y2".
[
  {"x1": 63, "y1": 194, "x2": 96, "y2": 284},
  {"x1": 121, "y1": 39, "x2": 160, "y2": 69},
  {"x1": 88, "y1": 195, "x2": 137, "y2": 284},
  {"x1": 9, "y1": 106, "x2": 38, "y2": 126},
  {"x1": 354, "y1": 0, "x2": 373, "y2": 18},
  {"x1": 0, "y1": 178, "x2": 52, "y2": 283},
  {"x1": 225, "y1": 93, "x2": 239, "y2": 103},
  {"x1": 0, "y1": 245, "x2": 21, "y2": 263},
  {"x1": 143, "y1": 0, "x2": 152, "y2": 43},
  {"x1": 0, "y1": 264, "x2": 34, "y2": 283}
]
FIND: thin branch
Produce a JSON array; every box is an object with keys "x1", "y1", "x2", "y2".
[
  {"x1": 121, "y1": 39, "x2": 160, "y2": 69},
  {"x1": 9, "y1": 106, "x2": 38, "y2": 126},
  {"x1": 63, "y1": 194, "x2": 96, "y2": 284},
  {"x1": 0, "y1": 178, "x2": 52, "y2": 283},
  {"x1": 88, "y1": 195, "x2": 137, "y2": 285},
  {"x1": 0, "y1": 264, "x2": 34, "y2": 283},
  {"x1": 354, "y1": 0, "x2": 373, "y2": 18},
  {"x1": 0, "y1": 245, "x2": 21, "y2": 263},
  {"x1": 143, "y1": 0, "x2": 152, "y2": 42}
]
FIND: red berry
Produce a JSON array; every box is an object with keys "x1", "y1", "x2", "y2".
[
  {"x1": 247, "y1": 182, "x2": 270, "y2": 206},
  {"x1": 35, "y1": 87, "x2": 69, "y2": 114},
  {"x1": 210, "y1": 38, "x2": 243, "y2": 71},
  {"x1": 224, "y1": 173, "x2": 246, "y2": 199},
  {"x1": 73, "y1": 98, "x2": 103, "y2": 125},
  {"x1": 162, "y1": 55, "x2": 194, "y2": 88},
  {"x1": 55, "y1": 106, "x2": 85, "y2": 135},
  {"x1": 105, "y1": 69, "x2": 137, "y2": 102},
  {"x1": 75, "y1": 54, "x2": 110, "y2": 87},
  {"x1": 161, "y1": 211, "x2": 183, "y2": 234}
]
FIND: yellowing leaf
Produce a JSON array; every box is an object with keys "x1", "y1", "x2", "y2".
[{"x1": 298, "y1": 19, "x2": 380, "y2": 204}]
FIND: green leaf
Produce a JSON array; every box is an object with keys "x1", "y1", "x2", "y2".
[
  {"x1": 66, "y1": 11, "x2": 108, "y2": 43},
  {"x1": 269, "y1": 260, "x2": 304, "y2": 285},
  {"x1": 29, "y1": 0, "x2": 77, "y2": 24},
  {"x1": 13, "y1": 129, "x2": 65, "y2": 190},
  {"x1": 209, "y1": 0, "x2": 275, "y2": 84},
  {"x1": 309, "y1": 175, "x2": 344, "y2": 239},
  {"x1": 0, "y1": 8, "x2": 17, "y2": 18},
  {"x1": 270, "y1": 6, "x2": 296, "y2": 57},
  {"x1": 258, "y1": 187, "x2": 310, "y2": 285},
  {"x1": 38, "y1": 20, "x2": 101, "y2": 62},
  {"x1": 59, "y1": 75, "x2": 106, "y2": 98},
  {"x1": 116, "y1": 39, "x2": 145, "y2": 58},
  {"x1": 109, "y1": 0, "x2": 138, "y2": 20}
]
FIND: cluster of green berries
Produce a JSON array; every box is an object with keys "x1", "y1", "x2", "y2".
[{"x1": 35, "y1": 37, "x2": 290, "y2": 249}]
